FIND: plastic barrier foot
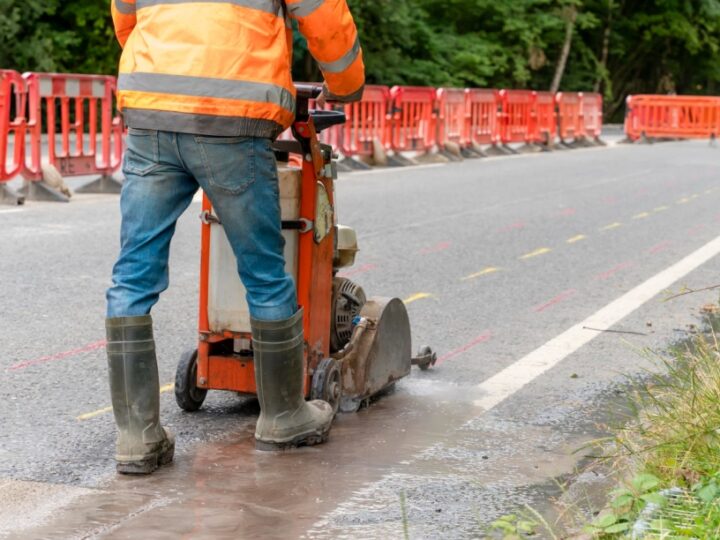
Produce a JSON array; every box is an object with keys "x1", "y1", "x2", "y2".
[
  {"x1": 339, "y1": 157, "x2": 371, "y2": 171},
  {"x1": 415, "y1": 152, "x2": 450, "y2": 164},
  {"x1": 517, "y1": 143, "x2": 542, "y2": 154},
  {"x1": 484, "y1": 145, "x2": 509, "y2": 157},
  {"x1": 469, "y1": 143, "x2": 489, "y2": 157},
  {"x1": 440, "y1": 143, "x2": 463, "y2": 162},
  {"x1": 335, "y1": 160, "x2": 354, "y2": 173},
  {"x1": 19, "y1": 181, "x2": 70, "y2": 203},
  {"x1": 502, "y1": 145, "x2": 520, "y2": 155},
  {"x1": 0, "y1": 184, "x2": 25, "y2": 206},
  {"x1": 461, "y1": 147, "x2": 483, "y2": 159},
  {"x1": 386, "y1": 153, "x2": 417, "y2": 167},
  {"x1": 76, "y1": 174, "x2": 123, "y2": 194}
]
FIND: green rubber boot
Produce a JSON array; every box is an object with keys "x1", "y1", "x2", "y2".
[
  {"x1": 251, "y1": 309, "x2": 334, "y2": 451},
  {"x1": 106, "y1": 315, "x2": 175, "y2": 474}
]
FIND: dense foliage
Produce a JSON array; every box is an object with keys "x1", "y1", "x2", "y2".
[{"x1": 2, "y1": 0, "x2": 720, "y2": 118}]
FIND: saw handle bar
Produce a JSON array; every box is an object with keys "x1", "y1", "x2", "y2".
[{"x1": 294, "y1": 83, "x2": 346, "y2": 133}]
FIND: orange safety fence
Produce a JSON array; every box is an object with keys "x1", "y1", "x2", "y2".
[
  {"x1": 23, "y1": 72, "x2": 123, "y2": 182},
  {"x1": 1, "y1": 68, "x2": 616, "y2": 194},
  {"x1": 464, "y1": 89, "x2": 501, "y2": 148},
  {"x1": 389, "y1": 86, "x2": 437, "y2": 153},
  {"x1": 555, "y1": 92, "x2": 582, "y2": 142},
  {"x1": 624, "y1": 95, "x2": 720, "y2": 141},
  {"x1": 341, "y1": 85, "x2": 391, "y2": 158},
  {"x1": 0, "y1": 70, "x2": 26, "y2": 183},
  {"x1": 436, "y1": 87, "x2": 468, "y2": 149},
  {"x1": 499, "y1": 90, "x2": 534, "y2": 144},
  {"x1": 531, "y1": 91, "x2": 557, "y2": 145},
  {"x1": 581, "y1": 92, "x2": 603, "y2": 139}
]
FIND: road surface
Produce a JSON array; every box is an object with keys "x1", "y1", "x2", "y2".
[{"x1": 1, "y1": 136, "x2": 719, "y2": 538}]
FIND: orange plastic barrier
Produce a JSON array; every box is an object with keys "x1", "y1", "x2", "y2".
[
  {"x1": 499, "y1": 90, "x2": 534, "y2": 144},
  {"x1": 436, "y1": 87, "x2": 467, "y2": 148},
  {"x1": 625, "y1": 95, "x2": 720, "y2": 141},
  {"x1": 0, "y1": 70, "x2": 26, "y2": 183},
  {"x1": 580, "y1": 92, "x2": 603, "y2": 139},
  {"x1": 531, "y1": 91, "x2": 557, "y2": 144},
  {"x1": 555, "y1": 92, "x2": 582, "y2": 142},
  {"x1": 389, "y1": 86, "x2": 437, "y2": 153},
  {"x1": 23, "y1": 72, "x2": 122, "y2": 182},
  {"x1": 341, "y1": 85, "x2": 391, "y2": 158},
  {"x1": 465, "y1": 89, "x2": 501, "y2": 147}
]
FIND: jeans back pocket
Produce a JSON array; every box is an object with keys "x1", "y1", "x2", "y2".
[
  {"x1": 195, "y1": 136, "x2": 256, "y2": 195},
  {"x1": 124, "y1": 128, "x2": 161, "y2": 177}
]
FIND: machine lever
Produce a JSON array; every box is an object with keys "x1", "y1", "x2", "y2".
[{"x1": 282, "y1": 219, "x2": 313, "y2": 233}]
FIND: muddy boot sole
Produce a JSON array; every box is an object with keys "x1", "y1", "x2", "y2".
[
  {"x1": 255, "y1": 429, "x2": 331, "y2": 452},
  {"x1": 116, "y1": 439, "x2": 175, "y2": 475}
]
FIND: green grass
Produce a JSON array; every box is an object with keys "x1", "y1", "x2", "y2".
[{"x1": 583, "y1": 328, "x2": 720, "y2": 538}]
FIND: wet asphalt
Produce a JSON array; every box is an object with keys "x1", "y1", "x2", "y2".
[{"x1": 1, "y1": 137, "x2": 720, "y2": 538}]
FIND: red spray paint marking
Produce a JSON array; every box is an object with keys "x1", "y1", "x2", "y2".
[
  {"x1": 435, "y1": 332, "x2": 492, "y2": 366},
  {"x1": 603, "y1": 196, "x2": 618, "y2": 205},
  {"x1": 649, "y1": 241, "x2": 671, "y2": 254},
  {"x1": 594, "y1": 262, "x2": 634, "y2": 281},
  {"x1": 337, "y1": 263, "x2": 377, "y2": 278},
  {"x1": 498, "y1": 221, "x2": 525, "y2": 233},
  {"x1": 419, "y1": 241, "x2": 451, "y2": 255},
  {"x1": 533, "y1": 289, "x2": 577, "y2": 312},
  {"x1": 688, "y1": 224, "x2": 706, "y2": 237},
  {"x1": 9, "y1": 340, "x2": 107, "y2": 371},
  {"x1": 559, "y1": 207, "x2": 576, "y2": 217}
]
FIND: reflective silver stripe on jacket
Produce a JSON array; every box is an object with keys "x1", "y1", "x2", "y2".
[
  {"x1": 118, "y1": 72, "x2": 295, "y2": 113},
  {"x1": 114, "y1": 0, "x2": 136, "y2": 14},
  {"x1": 136, "y1": 0, "x2": 279, "y2": 15},
  {"x1": 122, "y1": 108, "x2": 285, "y2": 138},
  {"x1": 316, "y1": 36, "x2": 361, "y2": 74},
  {"x1": 287, "y1": 0, "x2": 323, "y2": 18}
]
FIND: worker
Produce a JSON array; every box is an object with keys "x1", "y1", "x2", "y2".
[{"x1": 107, "y1": 0, "x2": 365, "y2": 474}]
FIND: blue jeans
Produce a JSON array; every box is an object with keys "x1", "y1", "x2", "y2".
[{"x1": 106, "y1": 128, "x2": 297, "y2": 322}]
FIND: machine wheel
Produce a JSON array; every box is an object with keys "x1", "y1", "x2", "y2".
[
  {"x1": 175, "y1": 349, "x2": 207, "y2": 412},
  {"x1": 412, "y1": 346, "x2": 437, "y2": 371},
  {"x1": 311, "y1": 358, "x2": 342, "y2": 415}
]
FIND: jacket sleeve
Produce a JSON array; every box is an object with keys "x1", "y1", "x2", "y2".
[
  {"x1": 286, "y1": 0, "x2": 365, "y2": 102},
  {"x1": 111, "y1": 0, "x2": 137, "y2": 48}
]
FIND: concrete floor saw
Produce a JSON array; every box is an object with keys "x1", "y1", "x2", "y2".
[{"x1": 174, "y1": 84, "x2": 436, "y2": 416}]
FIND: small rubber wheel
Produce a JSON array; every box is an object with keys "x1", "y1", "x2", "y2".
[
  {"x1": 175, "y1": 349, "x2": 207, "y2": 412},
  {"x1": 414, "y1": 346, "x2": 437, "y2": 371},
  {"x1": 311, "y1": 358, "x2": 342, "y2": 415}
]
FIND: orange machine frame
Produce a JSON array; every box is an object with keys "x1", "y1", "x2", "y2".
[{"x1": 195, "y1": 116, "x2": 335, "y2": 398}]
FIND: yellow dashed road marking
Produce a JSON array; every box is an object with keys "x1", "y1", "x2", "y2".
[
  {"x1": 462, "y1": 267, "x2": 501, "y2": 280},
  {"x1": 633, "y1": 212, "x2": 650, "y2": 220},
  {"x1": 567, "y1": 235, "x2": 586, "y2": 244},
  {"x1": 77, "y1": 383, "x2": 175, "y2": 421},
  {"x1": 677, "y1": 197, "x2": 690, "y2": 204},
  {"x1": 600, "y1": 222, "x2": 622, "y2": 231},
  {"x1": 654, "y1": 206, "x2": 669, "y2": 212},
  {"x1": 706, "y1": 189, "x2": 713, "y2": 195},
  {"x1": 520, "y1": 247, "x2": 551, "y2": 260},
  {"x1": 404, "y1": 292, "x2": 434, "y2": 304},
  {"x1": 76, "y1": 406, "x2": 113, "y2": 421}
]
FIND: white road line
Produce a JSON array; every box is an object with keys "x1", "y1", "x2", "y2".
[
  {"x1": 0, "y1": 209, "x2": 23, "y2": 215},
  {"x1": 473, "y1": 233, "x2": 720, "y2": 410}
]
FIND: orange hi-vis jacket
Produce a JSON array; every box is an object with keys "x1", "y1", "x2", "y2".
[{"x1": 111, "y1": 0, "x2": 365, "y2": 138}]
